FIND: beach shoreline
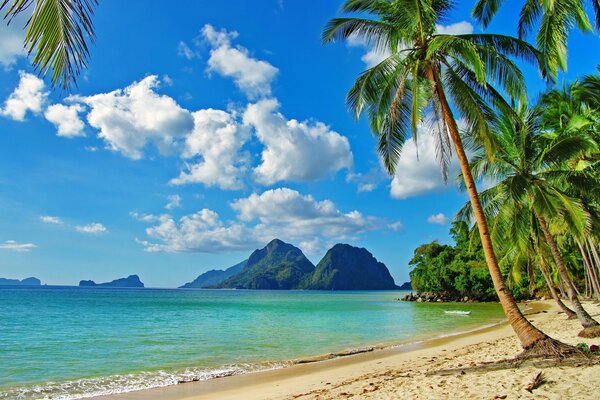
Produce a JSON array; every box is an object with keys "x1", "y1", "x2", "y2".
[{"x1": 91, "y1": 299, "x2": 595, "y2": 400}]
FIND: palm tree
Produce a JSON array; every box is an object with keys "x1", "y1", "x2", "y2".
[
  {"x1": 1, "y1": 0, "x2": 98, "y2": 90},
  {"x1": 323, "y1": 0, "x2": 570, "y2": 354},
  {"x1": 472, "y1": 0, "x2": 599, "y2": 78},
  {"x1": 461, "y1": 102, "x2": 600, "y2": 337}
]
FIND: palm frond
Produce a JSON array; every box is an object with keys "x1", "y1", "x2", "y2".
[{"x1": 1, "y1": 0, "x2": 98, "y2": 90}]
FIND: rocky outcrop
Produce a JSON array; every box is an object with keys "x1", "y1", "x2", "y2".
[
  {"x1": 0, "y1": 277, "x2": 41, "y2": 286},
  {"x1": 300, "y1": 244, "x2": 398, "y2": 290},
  {"x1": 217, "y1": 239, "x2": 315, "y2": 290},
  {"x1": 400, "y1": 292, "x2": 485, "y2": 302},
  {"x1": 79, "y1": 275, "x2": 144, "y2": 288}
]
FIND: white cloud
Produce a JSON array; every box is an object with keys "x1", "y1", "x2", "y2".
[
  {"x1": 177, "y1": 41, "x2": 197, "y2": 60},
  {"x1": 138, "y1": 210, "x2": 261, "y2": 253},
  {"x1": 40, "y1": 215, "x2": 63, "y2": 224},
  {"x1": 0, "y1": 14, "x2": 26, "y2": 68},
  {"x1": 44, "y1": 103, "x2": 86, "y2": 137},
  {"x1": 85, "y1": 146, "x2": 98, "y2": 152},
  {"x1": 1, "y1": 71, "x2": 47, "y2": 121},
  {"x1": 244, "y1": 98, "x2": 353, "y2": 185},
  {"x1": 346, "y1": 168, "x2": 385, "y2": 193},
  {"x1": 388, "y1": 221, "x2": 403, "y2": 231},
  {"x1": 0, "y1": 240, "x2": 36, "y2": 252},
  {"x1": 231, "y1": 188, "x2": 380, "y2": 238},
  {"x1": 427, "y1": 213, "x2": 450, "y2": 225},
  {"x1": 76, "y1": 75, "x2": 194, "y2": 159},
  {"x1": 202, "y1": 24, "x2": 278, "y2": 98},
  {"x1": 170, "y1": 108, "x2": 250, "y2": 189},
  {"x1": 390, "y1": 129, "x2": 459, "y2": 199},
  {"x1": 138, "y1": 188, "x2": 388, "y2": 254},
  {"x1": 435, "y1": 21, "x2": 474, "y2": 35},
  {"x1": 165, "y1": 194, "x2": 182, "y2": 210},
  {"x1": 76, "y1": 223, "x2": 108, "y2": 234}
]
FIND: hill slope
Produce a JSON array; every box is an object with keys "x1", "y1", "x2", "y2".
[
  {"x1": 300, "y1": 244, "x2": 398, "y2": 290},
  {"x1": 217, "y1": 239, "x2": 315, "y2": 289}
]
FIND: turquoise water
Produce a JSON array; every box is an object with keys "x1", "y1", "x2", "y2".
[{"x1": 0, "y1": 287, "x2": 505, "y2": 399}]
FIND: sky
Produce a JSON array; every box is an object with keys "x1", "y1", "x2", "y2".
[{"x1": 0, "y1": 0, "x2": 599, "y2": 288}]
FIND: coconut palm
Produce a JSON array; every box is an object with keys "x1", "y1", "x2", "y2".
[
  {"x1": 460, "y1": 102, "x2": 600, "y2": 337},
  {"x1": 322, "y1": 0, "x2": 571, "y2": 353},
  {"x1": 1, "y1": 0, "x2": 98, "y2": 90},
  {"x1": 472, "y1": 0, "x2": 598, "y2": 78}
]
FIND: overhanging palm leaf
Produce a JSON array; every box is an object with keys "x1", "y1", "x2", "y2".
[
  {"x1": 1, "y1": 0, "x2": 98, "y2": 90},
  {"x1": 472, "y1": 0, "x2": 596, "y2": 78}
]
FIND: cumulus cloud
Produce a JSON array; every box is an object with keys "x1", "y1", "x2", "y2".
[
  {"x1": 202, "y1": 24, "x2": 278, "y2": 98},
  {"x1": 165, "y1": 194, "x2": 182, "y2": 210},
  {"x1": 138, "y1": 209, "x2": 261, "y2": 253},
  {"x1": 40, "y1": 215, "x2": 63, "y2": 224},
  {"x1": 427, "y1": 213, "x2": 450, "y2": 225},
  {"x1": 0, "y1": 14, "x2": 26, "y2": 68},
  {"x1": 0, "y1": 240, "x2": 36, "y2": 252},
  {"x1": 137, "y1": 188, "x2": 388, "y2": 254},
  {"x1": 170, "y1": 108, "x2": 250, "y2": 189},
  {"x1": 1, "y1": 71, "x2": 47, "y2": 121},
  {"x1": 75, "y1": 75, "x2": 194, "y2": 159},
  {"x1": 244, "y1": 99, "x2": 353, "y2": 185},
  {"x1": 44, "y1": 103, "x2": 86, "y2": 137},
  {"x1": 76, "y1": 223, "x2": 108, "y2": 234},
  {"x1": 390, "y1": 128, "x2": 459, "y2": 199},
  {"x1": 231, "y1": 188, "x2": 379, "y2": 238}
]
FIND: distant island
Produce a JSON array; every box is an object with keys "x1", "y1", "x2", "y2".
[
  {"x1": 79, "y1": 275, "x2": 144, "y2": 288},
  {"x1": 180, "y1": 260, "x2": 247, "y2": 288},
  {"x1": 182, "y1": 239, "x2": 400, "y2": 290},
  {"x1": 0, "y1": 277, "x2": 41, "y2": 286}
]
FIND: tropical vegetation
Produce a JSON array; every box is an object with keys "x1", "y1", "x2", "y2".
[{"x1": 323, "y1": 0, "x2": 560, "y2": 353}]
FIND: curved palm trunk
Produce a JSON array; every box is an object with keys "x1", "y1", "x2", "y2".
[
  {"x1": 539, "y1": 258, "x2": 577, "y2": 319},
  {"x1": 431, "y1": 72, "x2": 548, "y2": 349},
  {"x1": 535, "y1": 213, "x2": 600, "y2": 337}
]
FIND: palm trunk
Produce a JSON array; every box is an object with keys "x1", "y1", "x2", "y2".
[
  {"x1": 580, "y1": 242, "x2": 600, "y2": 300},
  {"x1": 539, "y1": 258, "x2": 577, "y2": 319},
  {"x1": 431, "y1": 71, "x2": 547, "y2": 349},
  {"x1": 584, "y1": 241, "x2": 600, "y2": 300},
  {"x1": 535, "y1": 213, "x2": 600, "y2": 337}
]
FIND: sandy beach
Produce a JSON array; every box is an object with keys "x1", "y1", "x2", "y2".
[{"x1": 99, "y1": 300, "x2": 600, "y2": 400}]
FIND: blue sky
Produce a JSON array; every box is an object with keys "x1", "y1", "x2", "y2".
[{"x1": 0, "y1": 0, "x2": 598, "y2": 287}]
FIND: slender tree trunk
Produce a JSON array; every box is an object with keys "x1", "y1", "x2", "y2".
[
  {"x1": 580, "y1": 242, "x2": 600, "y2": 300},
  {"x1": 431, "y1": 71, "x2": 548, "y2": 349},
  {"x1": 535, "y1": 213, "x2": 600, "y2": 337},
  {"x1": 539, "y1": 259, "x2": 577, "y2": 319},
  {"x1": 584, "y1": 241, "x2": 600, "y2": 300}
]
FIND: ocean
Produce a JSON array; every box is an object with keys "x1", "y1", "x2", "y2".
[{"x1": 0, "y1": 287, "x2": 505, "y2": 399}]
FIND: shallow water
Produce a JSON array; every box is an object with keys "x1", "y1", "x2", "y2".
[{"x1": 0, "y1": 287, "x2": 505, "y2": 399}]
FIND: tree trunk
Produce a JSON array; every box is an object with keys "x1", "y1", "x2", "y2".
[
  {"x1": 584, "y1": 241, "x2": 600, "y2": 300},
  {"x1": 431, "y1": 71, "x2": 548, "y2": 349},
  {"x1": 535, "y1": 213, "x2": 600, "y2": 337},
  {"x1": 580, "y1": 242, "x2": 600, "y2": 300},
  {"x1": 539, "y1": 259, "x2": 577, "y2": 319}
]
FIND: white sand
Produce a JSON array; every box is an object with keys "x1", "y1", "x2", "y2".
[{"x1": 99, "y1": 301, "x2": 600, "y2": 400}]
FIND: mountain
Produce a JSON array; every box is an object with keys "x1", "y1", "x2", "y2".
[
  {"x1": 179, "y1": 260, "x2": 247, "y2": 288},
  {"x1": 399, "y1": 281, "x2": 412, "y2": 290},
  {"x1": 217, "y1": 239, "x2": 315, "y2": 289},
  {"x1": 300, "y1": 244, "x2": 399, "y2": 290},
  {"x1": 0, "y1": 277, "x2": 41, "y2": 286},
  {"x1": 79, "y1": 275, "x2": 144, "y2": 288}
]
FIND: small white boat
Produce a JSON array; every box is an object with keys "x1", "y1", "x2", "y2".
[{"x1": 444, "y1": 310, "x2": 471, "y2": 315}]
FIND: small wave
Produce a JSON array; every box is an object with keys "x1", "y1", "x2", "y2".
[{"x1": 0, "y1": 362, "x2": 289, "y2": 400}]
